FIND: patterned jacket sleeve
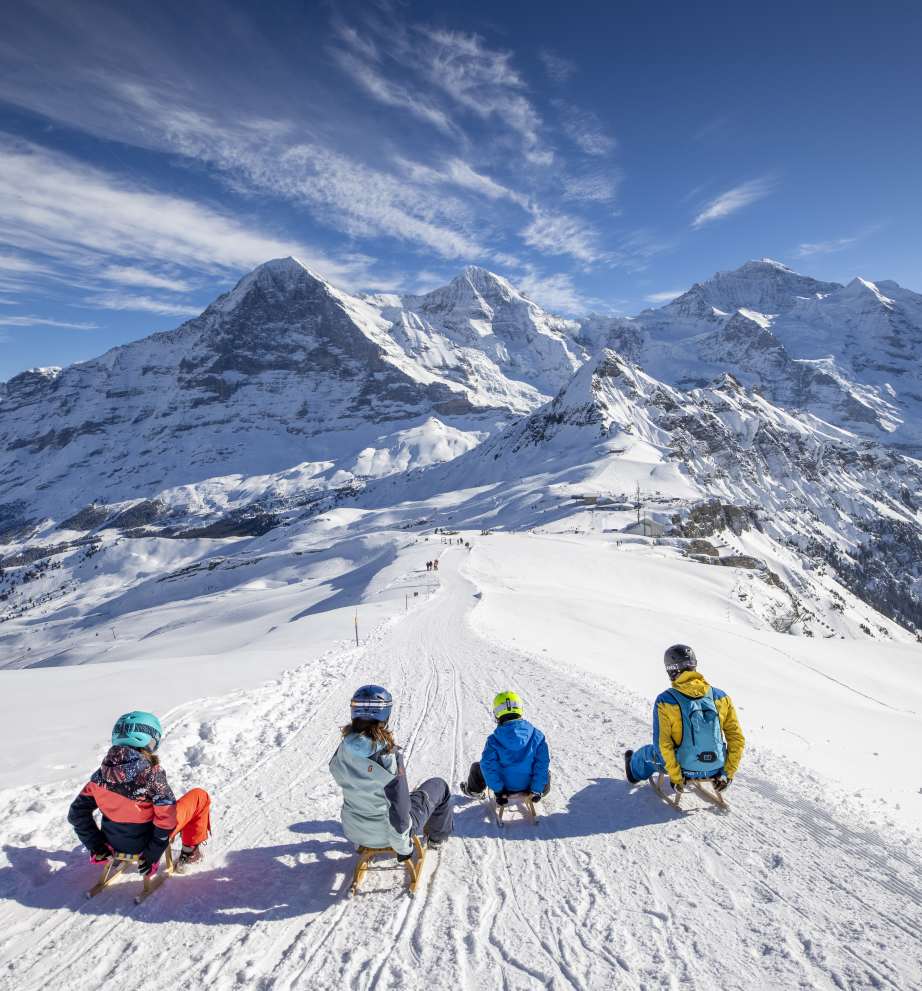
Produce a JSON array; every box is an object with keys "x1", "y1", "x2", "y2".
[
  {"x1": 68, "y1": 783, "x2": 106, "y2": 852},
  {"x1": 142, "y1": 764, "x2": 178, "y2": 864}
]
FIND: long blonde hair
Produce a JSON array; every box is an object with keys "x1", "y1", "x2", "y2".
[{"x1": 342, "y1": 718, "x2": 397, "y2": 753}]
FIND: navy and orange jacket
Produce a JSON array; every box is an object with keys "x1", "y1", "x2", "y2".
[{"x1": 68, "y1": 746, "x2": 177, "y2": 863}]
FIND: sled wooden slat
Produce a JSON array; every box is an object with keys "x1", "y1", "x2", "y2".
[
  {"x1": 349, "y1": 835, "x2": 427, "y2": 897},
  {"x1": 85, "y1": 845, "x2": 175, "y2": 903},
  {"x1": 491, "y1": 791, "x2": 539, "y2": 827}
]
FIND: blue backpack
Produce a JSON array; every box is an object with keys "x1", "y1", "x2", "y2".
[{"x1": 668, "y1": 689, "x2": 727, "y2": 778}]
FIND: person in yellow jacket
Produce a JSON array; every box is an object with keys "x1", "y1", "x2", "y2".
[{"x1": 624, "y1": 644, "x2": 744, "y2": 792}]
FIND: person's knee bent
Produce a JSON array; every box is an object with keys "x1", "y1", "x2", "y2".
[{"x1": 183, "y1": 787, "x2": 210, "y2": 808}]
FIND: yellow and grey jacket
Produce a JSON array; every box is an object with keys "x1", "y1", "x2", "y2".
[{"x1": 653, "y1": 670, "x2": 745, "y2": 786}]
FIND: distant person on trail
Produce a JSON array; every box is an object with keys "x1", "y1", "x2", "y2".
[
  {"x1": 624, "y1": 645, "x2": 745, "y2": 793},
  {"x1": 68, "y1": 711, "x2": 211, "y2": 874},
  {"x1": 460, "y1": 691, "x2": 551, "y2": 805},
  {"x1": 330, "y1": 686, "x2": 453, "y2": 857}
]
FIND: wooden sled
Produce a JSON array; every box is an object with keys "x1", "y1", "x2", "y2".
[
  {"x1": 649, "y1": 774, "x2": 730, "y2": 812},
  {"x1": 491, "y1": 791, "x2": 539, "y2": 827},
  {"x1": 349, "y1": 835, "x2": 427, "y2": 898},
  {"x1": 86, "y1": 845, "x2": 175, "y2": 904}
]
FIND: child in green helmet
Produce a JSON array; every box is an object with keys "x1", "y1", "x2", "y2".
[{"x1": 460, "y1": 691, "x2": 551, "y2": 806}]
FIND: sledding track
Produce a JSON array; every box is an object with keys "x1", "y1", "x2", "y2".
[{"x1": 2, "y1": 549, "x2": 921, "y2": 991}]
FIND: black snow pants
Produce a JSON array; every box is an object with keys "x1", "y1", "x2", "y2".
[
  {"x1": 464, "y1": 761, "x2": 551, "y2": 798},
  {"x1": 410, "y1": 778, "x2": 453, "y2": 842}
]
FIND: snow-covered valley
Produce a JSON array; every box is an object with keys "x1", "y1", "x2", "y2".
[{"x1": 1, "y1": 539, "x2": 920, "y2": 991}]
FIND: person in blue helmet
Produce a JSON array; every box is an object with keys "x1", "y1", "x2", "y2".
[
  {"x1": 329, "y1": 686, "x2": 453, "y2": 857},
  {"x1": 460, "y1": 690, "x2": 551, "y2": 805},
  {"x1": 68, "y1": 711, "x2": 212, "y2": 875}
]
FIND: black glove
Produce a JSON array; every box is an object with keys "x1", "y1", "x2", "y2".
[
  {"x1": 137, "y1": 853, "x2": 160, "y2": 877},
  {"x1": 396, "y1": 850, "x2": 413, "y2": 862},
  {"x1": 495, "y1": 791, "x2": 509, "y2": 807},
  {"x1": 672, "y1": 777, "x2": 687, "y2": 794},
  {"x1": 90, "y1": 845, "x2": 112, "y2": 864},
  {"x1": 530, "y1": 793, "x2": 542, "y2": 804},
  {"x1": 714, "y1": 774, "x2": 731, "y2": 792}
]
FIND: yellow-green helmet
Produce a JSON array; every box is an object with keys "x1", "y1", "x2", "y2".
[{"x1": 492, "y1": 690, "x2": 523, "y2": 721}]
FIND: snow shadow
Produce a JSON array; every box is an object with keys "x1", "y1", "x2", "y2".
[
  {"x1": 288, "y1": 544, "x2": 398, "y2": 622},
  {"x1": 452, "y1": 777, "x2": 677, "y2": 840},
  {"x1": 0, "y1": 819, "x2": 355, "y2": 925}
]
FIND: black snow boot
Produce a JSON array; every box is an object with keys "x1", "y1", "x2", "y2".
[
  {"x1": 177, "y1": 843, "x2": 204, "y2": 869},
  {"x1": 459, "y1": 781, "x2": 484, "y2": 800},
  {"x1": 623, "y1": 750, "x2": 638, "y2": 784}
]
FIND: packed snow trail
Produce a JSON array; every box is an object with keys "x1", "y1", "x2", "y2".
[{"x1": 2, "y1": 549, "x2": 921, "y2": 991}]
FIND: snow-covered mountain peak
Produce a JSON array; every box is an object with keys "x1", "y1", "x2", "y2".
[
  {"x1": 839, "y1": 276, "x2": 895, "y2": 307},
  {"x1": 659, "y1": 261, "x2": 843, "y2": 321},
  {"x1": 748, "y1": 257, "x2": 795, "y2": 273},
  {"x1": 214, "y1": 255, "x2": 332, "y2": 314},
  {"x1": 398, "y1": 266, "x2": 582, "y2": 397}
]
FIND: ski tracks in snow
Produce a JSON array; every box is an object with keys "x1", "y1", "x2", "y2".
[{"x1": 2, "y1": 550, "x2": 921, "y2": 990}]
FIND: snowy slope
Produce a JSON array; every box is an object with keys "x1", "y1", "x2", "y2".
[
  {"x1": 1, "y1": 546, "x2": 920, "y2": 991},
  {"x1": 359, "y1": 348, "x2": 922, "y2": 640}
]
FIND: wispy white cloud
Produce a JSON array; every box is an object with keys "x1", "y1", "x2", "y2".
[
  {"x1": 400, "y1": 157, "x2": 530, "y2": 208},
  {"x1": 0, "y1": 137, "x2": 368, "y2": 286},
  {"x1": 521, "y1": 211, "x2": 604, "y2": 265},
  {"x1": 0, "y1": 252, "x2": 50, "y2": 275},
  {"x1": 644, "y1": 289, "x2": 686, "y2": 304},
  {"x1": 0, "y1": 314, "x2": 98, "y2": 329},
  {"x1": 538, "y1": 50, "x2": 576, "y2": 83},
  {"x1": 691, "y1": 177, "x2": 775, "y2": 228},
  {"x1": 413, "y1": 27, "x2": 550, "y2": 165},
  {"x1": 561, "y1": 170, "x2": 620, "y2": 203},
  {"x1": 556, "y1": 102, "x2": 616, "y2": 156},
  {"x1": 101, "y1": 265, "x2": 194, "y2": 292},
  {"x1": 517, "y1": 268, "x2": 593, "y2": 314},
  {"x1": 795, "y1": 236, "x2": 858, "y2": 257},
  {"x1": 82, "y1": 293, "x2": 203, "y2": 316},
  {"x1": 106, "y1": 88, "x2": 490, "y2": 264},
  {"x1": 331, "y1": 45, "x2": 456, "y2": 135}
]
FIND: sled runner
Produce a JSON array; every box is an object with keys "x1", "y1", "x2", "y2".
[
  {"x1": 689, "y1": 778, "x2": 730, "y2": 811},
  {"x1": 491, "y1": 791, "x2": 539, "y2": 827},
  {"x1": 86, "y1": 845, "x2": 175, "y2": 904},
  {"x1": 649, "y1": 773, "x2": 684, "y2": 810},
  {"x1": 349, "y1": 835, "x2": 427, "y2": 898},
  {"x1": 649, "y1": 773, "x2": 730, "y2": 812}
]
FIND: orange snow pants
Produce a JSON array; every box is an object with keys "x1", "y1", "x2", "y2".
[{"x1": 170, "y1": 787, "x2": 211, "y2": 846}]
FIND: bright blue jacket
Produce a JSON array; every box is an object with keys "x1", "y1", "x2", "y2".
[{"x1": 480, "y1": 717, "x2": 550, "y2": 794}]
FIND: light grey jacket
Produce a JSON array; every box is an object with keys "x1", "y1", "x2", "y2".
[{"x1": 329, "y1": 733, "x2": 412, "y2": 854}]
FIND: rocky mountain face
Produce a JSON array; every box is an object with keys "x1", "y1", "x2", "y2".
[
  {"x1": 0, "y1": 259, "x2": 581, "y2": 533},
  {"x1": 581, "y1": 259, "x2": 922, "y2": 453},
  {"x1": 1, "y1": 255, "x2": 920, "y2": 637},
  {"x1": 436, "y1": 347, "x2": 922, "y2": 634}
]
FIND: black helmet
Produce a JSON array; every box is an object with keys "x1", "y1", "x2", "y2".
[{"x1": 664, "y1": 644, "x2": 697, "y2": 680}]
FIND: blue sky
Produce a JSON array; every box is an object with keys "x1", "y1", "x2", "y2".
[{"x1": 0, "y1": 0, "x2": 920, "y2": 379}]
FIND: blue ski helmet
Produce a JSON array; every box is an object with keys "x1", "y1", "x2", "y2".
[
  {"x1": 350, "y1": 685, "x2": 393, "y2": 723},
  {"x1": 112, "y1": 711, "x2": 163, "y2": 751}
]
